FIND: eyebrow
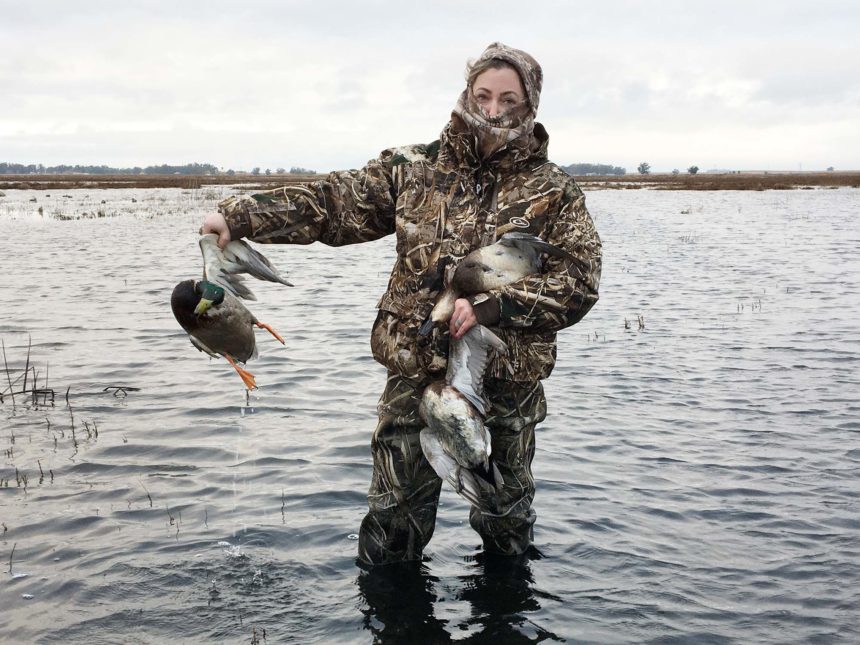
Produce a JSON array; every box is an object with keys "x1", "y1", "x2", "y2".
[{"x1": 474, "y1": 87, "x2": 522, "y2": 98}]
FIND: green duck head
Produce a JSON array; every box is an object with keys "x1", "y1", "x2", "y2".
[{"x1": 194, "y1": 280, "x2": 226, "y2": 315}]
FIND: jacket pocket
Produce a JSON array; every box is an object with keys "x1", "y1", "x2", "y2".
[{"x1": 370, "y1": 309, "x2": 445, "y2": 382}]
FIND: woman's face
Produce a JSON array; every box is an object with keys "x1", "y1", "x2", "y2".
[{"x1": 471, "y1": 67, "x2": 526, "y2": 118}]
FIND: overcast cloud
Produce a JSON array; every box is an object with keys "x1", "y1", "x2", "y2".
[{"x1": 1, "y1": 0, "x2": 858, "y2": 172}]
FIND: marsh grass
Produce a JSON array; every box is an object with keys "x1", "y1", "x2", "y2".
[{"x1": 1, "y1": 337, "x2": 110, "y2": 492}]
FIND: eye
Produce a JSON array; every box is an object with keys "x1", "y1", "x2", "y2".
[{"x1": 474, "y1": 93, "x2": 490, "y2": 104}]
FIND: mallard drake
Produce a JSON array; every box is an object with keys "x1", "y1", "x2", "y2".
[
  {"x1": 171, "y1": 234, "x2": 292, "y2": 389},
  {"x1": 418, "y1": 232, "x2": 576, "y2": 335},
  {"x1": 419, "y1": 324, "x2": 508, "y2": 511}
]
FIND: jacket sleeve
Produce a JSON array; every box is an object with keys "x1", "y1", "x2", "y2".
[
  {"x1": 492, "y1": 179, "x2": 602, "y2": 333},
  {"x1": 217, "y1": 152, "x2": 398, "y2": 247}
]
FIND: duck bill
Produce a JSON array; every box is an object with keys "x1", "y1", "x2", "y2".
[
  {"x1": 419, "y1": 290, "x2": 457, "y2": 337},
  {"x1": 194, "y1": 298, "x2": 214, "y2": 315},
  {"x1": 418, "y1": 318, "x2": 435, "y2": 336}
]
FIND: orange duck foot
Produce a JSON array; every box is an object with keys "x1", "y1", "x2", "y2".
[{"x1": 224, "y1": 354, "x2": 258, "y2": 390}]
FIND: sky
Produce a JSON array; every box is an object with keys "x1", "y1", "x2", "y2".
[{"x1": 2, "y1": 0, "x2": 858, "y2": 173}]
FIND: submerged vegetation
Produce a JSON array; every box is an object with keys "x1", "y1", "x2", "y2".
[{"x1": 1, "y1": 337, "x2": 108, "y2": 491}]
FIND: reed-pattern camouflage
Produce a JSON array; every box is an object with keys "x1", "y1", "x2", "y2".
[
  {"x1": 357, "y1": 372, "x2": 546, "y2": 564},
  {"x1": 218, "y1": 42, "x2": 601, "y2": 562},
  {"x1": 219, "y1": 123, "x2": 601, "y2": 384}
]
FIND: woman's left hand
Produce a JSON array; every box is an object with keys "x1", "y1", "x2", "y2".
[{"x1": 449, "y1": 298, "x2": 478, "y2": 339}]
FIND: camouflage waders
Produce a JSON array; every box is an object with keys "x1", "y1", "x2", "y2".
[{"x1": 358, "y1": 372, "x2": 547, "y2": 565}]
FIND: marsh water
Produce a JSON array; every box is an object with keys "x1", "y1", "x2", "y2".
[{"x1": 1, "y1": 185, "x2": 858, "y2": 643}]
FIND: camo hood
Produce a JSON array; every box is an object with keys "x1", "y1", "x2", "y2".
[
  {"x1": 469, "y1": 42, "x2": 543, "y2": 114},
  {"x1": 452, "y1": 43, "x2": 544, "y2": 160}
]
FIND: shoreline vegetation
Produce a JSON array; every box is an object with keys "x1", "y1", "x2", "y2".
[{"x1": 1, "y1": 171, "x2": 859, "y2": 192}]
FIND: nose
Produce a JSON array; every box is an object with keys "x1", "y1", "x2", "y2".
[{"x1": 485, "y1": 99, "x2": 501, "y2": 117}]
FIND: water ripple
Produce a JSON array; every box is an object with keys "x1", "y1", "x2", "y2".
[{"x1": 1, "y1": 188, "x2": 859, "y2": 642}]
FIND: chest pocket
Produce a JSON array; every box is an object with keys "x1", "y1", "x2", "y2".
[{"x1": 494, "y1": 186, "x2": 562, "y2": 238}]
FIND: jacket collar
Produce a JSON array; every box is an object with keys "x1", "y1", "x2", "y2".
[{"x1": 437, "y1": 115, "x2": 549, "y2": 174}]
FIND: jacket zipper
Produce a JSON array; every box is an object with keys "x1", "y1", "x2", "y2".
[{"x1": 476, "y1": 168, "x2": 501, "y2": 245}]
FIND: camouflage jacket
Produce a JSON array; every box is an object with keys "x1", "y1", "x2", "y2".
[{"x1": 218, "y1": 118, "x2": 601, "y2": 383}]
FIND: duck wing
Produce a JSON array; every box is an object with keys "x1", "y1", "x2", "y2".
[
  {"x1": 199, "y1": 234, "x2": 293, "y2": 300},
  {"x1": 187, "y1": 292, "x2": 259, "y2": 363},
  {"x1": 498, "y1": 231, "x2": 576, "y2": 264},
  {"x1": 188, "y1": 333, "x2": 219, "y2": 358},
  {"x1": 420, "y1": 428, "x2": 503, "y2": 511},
  {"x1": 446, "y1": 325, "x2": 508, "y2": 417},
  {"x1": 222, "y1": 239, "x2": 294, "y2": 287}
]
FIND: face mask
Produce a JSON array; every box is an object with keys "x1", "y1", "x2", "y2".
[{"x1": 453, "y1": 89, "x2": 535, "y2": 158}]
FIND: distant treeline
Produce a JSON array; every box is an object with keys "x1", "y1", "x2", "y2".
[
  {"x1": 562, "y1": 163, "x2": 627, "y2": 176},
  {"x1": 3, "y1": 159, "x2": 624, "y2": 177},
  {"x1": 0, "y1": 162, "x2": 316, "y2": 175}
]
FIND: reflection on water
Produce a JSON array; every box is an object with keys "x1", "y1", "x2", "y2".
[
  {"x1": 357, "y1": 549, "x2": 561, "y2": 643},
  {"x1": 1, "y1": 186, "x2": 859, "y2": 642},
  {"x1": 455, "y1": 550, "x2": 563, "y2": 643},
  {"x1": 358, "y1": 561, "x2": 450, "y2": 642}
]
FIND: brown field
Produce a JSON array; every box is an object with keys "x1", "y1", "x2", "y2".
[
  {"x1": 0, "y1": 173, "x2": 318, "y2": 191},
  {"x1": 1, "y1": 171, "x2": 858, "y2": 191},
  {"x1": 574, "y1": 171, "x2": 860, "y2": 191}
]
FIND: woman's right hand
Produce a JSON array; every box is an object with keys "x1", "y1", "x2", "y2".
[{"x1": 200, "y1": 212, "x2": 231, "y2": 249}]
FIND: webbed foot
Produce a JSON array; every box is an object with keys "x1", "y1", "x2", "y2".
[{"x1": 224, "y1": 354, "x2": 258, "y2": 389}]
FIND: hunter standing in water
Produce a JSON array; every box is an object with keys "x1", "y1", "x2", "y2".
[{"x1": 201, "y1": 42, "x2": 602, "y2": 565}]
